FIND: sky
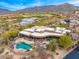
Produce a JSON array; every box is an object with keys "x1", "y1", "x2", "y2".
[{"x1": 0, "y1": 0, "x2": 79, "y2": 11}]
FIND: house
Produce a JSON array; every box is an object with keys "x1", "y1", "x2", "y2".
[{"x1": 18, "y1": 26, "x2": 71, "y2": 40}]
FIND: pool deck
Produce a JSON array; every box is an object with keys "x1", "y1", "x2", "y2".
[{"x1": 15, "y1": 38, "x2": 34, "y2": 44}]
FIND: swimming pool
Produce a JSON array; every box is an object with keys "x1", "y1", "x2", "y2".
[
  {"x1": 16, "y1": 42, "x2": 32, "y2": 51},
  {"x1": 64, "y1": 47, "x2": 79, "y2": 59}
]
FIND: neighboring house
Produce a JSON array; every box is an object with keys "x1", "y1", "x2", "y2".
[
  {"x1": 71, "y1": 33, "x2": 79, "y2": 41},
  {"x1": 69, "y1": 19, "x2": 79, "y2": 28},
  {"x1": 0, "y1": 28, "x2": 4, "y2": 35},
  {"x1": 60, "y1": 19, "x2": 79, "y2": 31},
  {"x1": 20, "y1": 18, "x2": 35, "y2": 26},
  {"x1": 60, "y1": 19, "x2": 70, "y2": 25}
]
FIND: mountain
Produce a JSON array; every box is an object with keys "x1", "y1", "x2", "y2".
[
  {"x1": 0, "y1": 3, "x2": 79, "y2": 14},
  {"x1": 52, "y1": 3, "x2": 79, "y2": 14},
  {"x1": 15, "y1": 3, "x2": 79, "y2": 14},
  {"x1": 15, "y1": 5, "x2": 55, "y2": 13},
  {"x1": 0, "y1": 8, "x2": 11, "y2": 14}
]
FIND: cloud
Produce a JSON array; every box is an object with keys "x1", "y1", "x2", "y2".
[
  {"x1": 68, "y1": 0, "x2": 79, "y2": 5},
  {"x1": 0, "y1": 2, "x2": 27, "y2": 10},
  {"x1": 0, "y1": 1, "x2": 43, "y2": 10},
  {"x1": 1, "y1": 0, "x2": 79, "y2": 11},
  {"x1": 28, "y1": 2, "x2": 43, "y2": 7}
]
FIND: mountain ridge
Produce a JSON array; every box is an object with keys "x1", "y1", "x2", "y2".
[
  {"x1": 0, "y1": 8, "x2": 11, "y2": 14},
  {"x1": 14, "y1": 3, "x2": 79, "y2": 14},
  {"x1": 0, "y1": 3, "x2": 79, "y2": 14}
]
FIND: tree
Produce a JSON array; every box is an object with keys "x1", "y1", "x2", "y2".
[
  {"x1": 1, "y1": 31, "x2": 11, "y2": 40},
  {"x1": 26, "y1": 23, "x2": 34, "y2": 28},
  {"x1": 1, "y1": 30, "x2": 18, "y2": 44},
  {"x1": 1, "y1": 31, "x2": 11, "y2": 44},
  {"x1": 47, "y1": 39, "x2": 57, "y2": 51},
  {"x1": 16, "y1": 17, "x2": 23, "y2": 23},
  {"x1": 58, "y1": 35, "x2": 73, "y2": 49},
  {"x1": 9, "y1": 30, "x2": 18, "y2": 38}
]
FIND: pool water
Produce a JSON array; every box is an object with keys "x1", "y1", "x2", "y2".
[
  {"x1": 16, "y1": 42, "x2": 32, "y2": 51},
  {"x1": 64, "y1": 47, "x2": 79, "y2": 59}
]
